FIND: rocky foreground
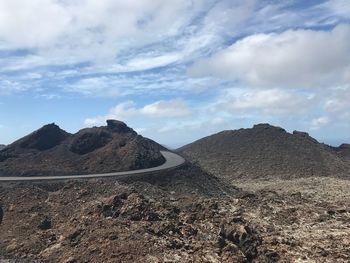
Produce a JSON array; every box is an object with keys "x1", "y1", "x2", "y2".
[{"x1": 1, "y1": 173, "x2": 350, "y2": 262}]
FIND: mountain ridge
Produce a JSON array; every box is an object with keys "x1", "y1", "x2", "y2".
[
  {"x1": 178, "y1": 123, "x2": 350, "y2": 180},
  {"x1": 0, "y1": 120, "x2": 165, "y2": 177}
]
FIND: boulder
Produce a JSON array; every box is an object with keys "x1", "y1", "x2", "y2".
[
  {"x1": 106, "y1": 120, "x2": 134, "y2": 134},
  {"x1": 38, "y1": 217, "x2": 52, "y2": 230}
]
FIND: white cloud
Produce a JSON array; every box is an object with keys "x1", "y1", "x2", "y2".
[
  {"x1": 0, "y1": 0, "x2": 191, "y2": 49},
  {"x1": 85, "y1": 99, "x2": 191, "y2": 126},
  {"x1": 140, "y1": 100, "x2": 190, "y2": 118},
  {"x1": 0, "y1": 79, "x2": 26, "y2": 95},
  {"x1": 125, "y1": 53, "x2": 182, "y2": 71},
  {"x1": 232, "y1": 89, "x2": 312, "y2": 114},
  {"x1": 0, "y1": 0, "x2": 70, "y2": 48},
  {"x1": 0, "y1": 0, "x2": 208, "y2": 67},
  {"x1": 65, "y1": 70, "x2": 224, "y2": 97},
  {"x1": 310, "y1": 117, "x2": 330, "y2": 130},
  {"x1": 65, "y1": 77, "x2": 122, "y2": 97},
  {"x1": 322, "y1": 0, "x2": 350, "y2": 19},
  {"x1": 189, "y1": 24, "x2": 350, "y2": 88},
  {"x1": 211, "y1": 88, "x2": 314, "y2": 116},
  {"x1": 0, "y1": 0, "x2": 259, "y2": 74},
  {"x1": 324, "y1": 85, "x2": 350, "y2": 121}
]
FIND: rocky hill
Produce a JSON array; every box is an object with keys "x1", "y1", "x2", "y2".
[
  {"x1": 0, "y1": 120, "x2": 165, "y2": 177},
  {"x1": 0, "y1": 145, "x2": 5, "y2": 150},
  {"x1": 178, "y1": 124, "x2": 350, "y2": 180},
  {"x1": 335, "y1": 144, "x2": 350, "y2": 162}
]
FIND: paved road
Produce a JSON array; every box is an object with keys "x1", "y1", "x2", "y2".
[{"x1": 0, "y1": 151, "x2": 185, "y2": 182}]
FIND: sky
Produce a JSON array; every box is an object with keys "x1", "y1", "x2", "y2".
[{"x1": 0, "y1": 0, "x2": 350, "y2": 148}]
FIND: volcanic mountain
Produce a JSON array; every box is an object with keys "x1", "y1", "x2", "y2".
[
  {"x1": 179, "y1": 124, "x2": 350, "y2": 180},
  {"x1": 0, "y1": 120, "x2": 165, "y2": 177},
  {"x1": 335, "y1": 144, "x2": 350, "y2": 162}
]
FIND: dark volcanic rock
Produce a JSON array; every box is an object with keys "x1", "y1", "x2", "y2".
[
  {"x1": 38, "y1": 217, "x2": 52, "y2": 230},
  {"x1": 338, "y1": 143, "x2": 350, "y2": 155},
  {"x1": 107, "y1": 119, "x2": 135, "y2": 134},
  {"x1": 179, "y1": 124, "x2": 349, "y2": 179},
  {"x1": 70, "y1": 130, "x2": 112, "y2": 155},
  {"x1": 0, "y1": 120, "x2": 165, "y2": 177},
  {"x1": 18, "y1": 123, "x2": 69, "y2": 151},
  {"x1": 336, "y1": 144, "x2": 350, "y2": 161},
  {"x1": 0, "y1": 144, "x2": 5, "y2": 151},
  {"x1": 293, "y1": 130, "x2": 318, "y2": 143}
]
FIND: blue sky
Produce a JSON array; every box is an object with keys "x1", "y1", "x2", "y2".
[{"x1": 0, "y1": 0, "x2": 350, "y2": 148}]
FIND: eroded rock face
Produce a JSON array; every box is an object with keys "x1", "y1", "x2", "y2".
[
  {"x1": 253, "y1": 123, "x2": 286, "y2": 133},
  {"x1": 70, "y1": 130, "x2": 112, "y2": 155},
  {"x1": 107, "y1": 120, "x2": 135, "y2": 134},
  {"x1": 293, "y1": 130, "x2": 318, "y2": 143},
  {"x1": 0, "y1": 145, "x2": 5, "y2": 151}
]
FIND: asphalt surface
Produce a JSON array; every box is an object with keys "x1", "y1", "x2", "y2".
[{"x1": 0, "y1": 151, "x2": 185, "y2": 182}]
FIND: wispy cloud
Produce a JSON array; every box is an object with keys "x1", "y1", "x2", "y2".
[{"x1": 85, "y1": 99, "x2": 191, "y2": 126}]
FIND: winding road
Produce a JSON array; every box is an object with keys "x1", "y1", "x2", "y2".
[{"x1": 0, "y1": 151, "x2": 185, "y2": 182}]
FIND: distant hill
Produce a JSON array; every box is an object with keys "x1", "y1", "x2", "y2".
[
  {"x1": 178, "y1": 124, "x2": 350, "y2": 180},
  {"x1": 335, "y1": 144, "x2": 350, "y2": 162},
  {"x1": 0, "y1": 120, "x2": 165, "y2": 177},
  {"x1": 0, "y1": 145, "x2": 5, "y2": 151}
]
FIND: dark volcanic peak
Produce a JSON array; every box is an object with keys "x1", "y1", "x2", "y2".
[
  {"x1": 338, "y1": 143, "x2": 350, "y2": 151},
  {"x1": 0, "y1": 120, "x2": 165, "y2": 177},
  {"x1": 107, "y1": 119, "x2": 135, "y2": 134},
  {"x1": 253, "y1": 123, "x2": 286, "y2": 132},
  {"x1": 336, "y1": 144, "x2": 350, "y2": 160},
  {"x1": 179, "y1": 123, "x2": 349, "y2": 179},
  {"x1": 15, "y1": 123, "x2": 70, "y2": 151}
]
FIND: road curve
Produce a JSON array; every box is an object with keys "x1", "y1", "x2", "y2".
[{"x1": 0, "y1": 151, "x2": 185, "y2": 182}]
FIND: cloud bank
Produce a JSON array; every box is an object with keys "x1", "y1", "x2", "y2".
[{"x1": 189, "y1": 24, "x2": 350, "y2": 88}]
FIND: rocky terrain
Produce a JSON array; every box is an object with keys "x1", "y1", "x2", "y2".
[
  {"x1": 0, "y1": 145, "x2": 5, "y2": 151},
  {"x1": 0, "y1": 120, "x2": 165, "y2": 177},
  {"x1": 336, "y1": 144, "x2": 350, "y2": 162},
  {"x1": 1, "y1": 173, "x2": 349, "y2": 262},
  {"x1": 179, "y1": 124, "x2": 350, "y2": 180}
]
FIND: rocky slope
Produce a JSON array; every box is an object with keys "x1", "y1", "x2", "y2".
[
  {"x1": 1, "y1": 175, "x2": 350, "y2": 262},
  {"x1": 0, "y1": 179, "x2": 274, "y2": 263},
  {"x1": 336, "y1": 143, "x2": 350, "y2": 162},
  {"x1": 179, "y1": 124, "x2": 349, "y2": 180},
  {"x1": 0, "y1": 120, "x2": 165, "y2": 177},
  {"x1": 0, "y1": 145, "x2": 5, "y2": 151}
]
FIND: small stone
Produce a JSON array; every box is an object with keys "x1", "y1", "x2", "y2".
[{"x1": 38, "y1": 217, "x2": 52, "y2": 230}]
